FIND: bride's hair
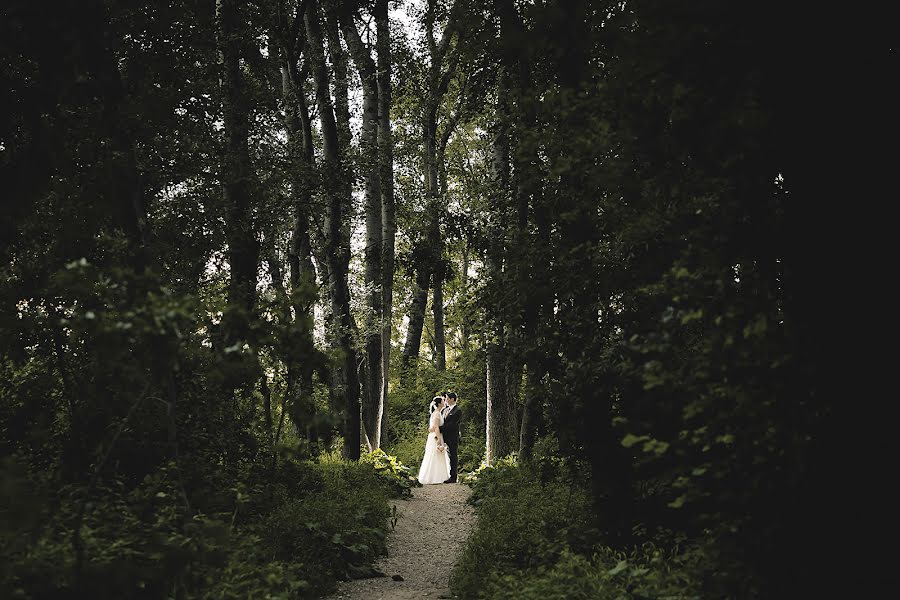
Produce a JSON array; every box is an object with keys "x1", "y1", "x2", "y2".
[{"x1": 429, "y1": 396, "x2": 443, "y2": 414}]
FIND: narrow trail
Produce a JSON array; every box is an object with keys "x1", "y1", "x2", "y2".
[{"x1": 327, "y1": 483, "x2": 476, "y2": 600}]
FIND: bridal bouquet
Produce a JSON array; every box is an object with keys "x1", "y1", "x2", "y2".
[{"x1": 437, "y1": 443, "x2": 445, "y2": 452}]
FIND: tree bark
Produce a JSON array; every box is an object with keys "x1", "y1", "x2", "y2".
[
  {"x1": 375, "y1": 0, "x2": 395, "y2": 446},
  {"x1": 340, "y1": 6, "x2": 384, "y2": 451},
  {"x1": 495, "y1": 0, "x2": 550, "y2": 459},
  {"x1": 402, "y1": 0, "x2": 459, "y2": 379},
  {"x1": 432, "y1": 259, "x2": 446, "y2": 370},
  {"x1": 275, "y1": 2, "x2": 324, "y2": 443},
  {"x1": 460, "y1": 243, "x2": 471, "y2": 351},
  {"x1": 431, "y1": 111, "x2": 457, "y2": 371},
  {"x1": 402, "y1": 266, "x2": 431, "y2": 372},
  {"x1": 485, "y1": 344, "x2": 519, "y2": 464},
  {"x1": 218, "y1": 0, "x2": 259, "y2": 348},
  {"x1": 483, "y1": 50, "x2": 520, "y2": 466},
  {"x1": 305, "y1": 0, "x2": 360, "y2": 460}
]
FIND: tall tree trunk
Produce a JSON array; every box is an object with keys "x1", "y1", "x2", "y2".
[
  {"x1": 495, "y1": 0, "x2": 549, "y2": 460},
  {"x1": 341, "y1": 7, "x2": 384, "y2": 451},
  {"x1": 96, "y1": 48, "x2": 149, "y2": 276},
  {"x1": 305, "y1": 0, "x2": 360, "y2": 460},
  {"x1": 485, "y1": 343, "x2": 518, "y2": 464},
  {"x1": 460, "y1": 243, "x2": 471, "y2": 351},
  {"x1": 432, "y1": 259, "x2": 446, "y2": 370},
  {"x1": 402, "y1": 266, "x2": 431, "y2": 374},
  {"x1": 218, "y1": 0, "x2": 259, "y2": 348},
  {"x1": 552, "y1": 0, "x2": 630, "y2": 539},
  {"x1": 279, "y1": 29, "x2": 321, "y2": 442},
  {"x1": 403, "y1": 0, "x2": 458, "y2": 379},
  {"x1": 375, "y1": 0, "x2": 395, "y2": 446},
  {"x1": 483, "y1": 54, "x2": 519, "y2": 466},
  {"x1": 432, "y1": 136, "x2": 452, "y2": 371}
]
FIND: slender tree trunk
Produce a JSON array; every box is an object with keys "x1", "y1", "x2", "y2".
[
  {"x1": 402, "y1": 267, "x2": 431, "y2": 373},
  {"x1": 341, "y1": 7, "x2": 384, "y2": 450},
  {"x1": 375, "y1": 0, "x2": 395, "y2": 446},
  {"x1": 432, "y1": 259, "x2": 446, "y2": 370},
  {"x1": 305, "y1": 0, "x2": 360, "y2": 460},
  {"x1": 432, "y1": 137, "x2": 452, "y2": 371},
  {"x1": 401, "y1": 0, "x2": 460, "y2": 381},
  {"x1": 460, "y1": 243, "x2": 471, "y2": 351},
  {"x1": 219, "y1": 0, "x2": 259, "y2": 348},
  {"x1": 265, "y1": 240, "x2": 292, "y2": 329},
  {"x1": 324, "y1": 5, "x2": 355, "y2": 337},
  {"x1": 276, "y1": 4, "x2": 322, "y2": 442}
]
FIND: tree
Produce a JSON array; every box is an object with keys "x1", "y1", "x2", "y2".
[
  {"x1": 340, "y1": 1, "x2": 385, "y2": 451},
  {"x1": 374, "y1": 0, "x2": 396, "y2": 446},
  {"x1": 218, "y1": 0, "x2": 260, "y2": 353},
  {"x1": 401, "y1": 0, "x2": 460, "y2": 375},
  {"x1": 304, "y1": 0, "x2": 360, "y2": 460}
]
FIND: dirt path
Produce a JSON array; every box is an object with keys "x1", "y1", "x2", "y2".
[{"x1": 327, "y1": 483, "x2": 475, "y2": 600}]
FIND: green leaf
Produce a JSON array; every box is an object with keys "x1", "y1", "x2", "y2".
[
  {"x1": 607, "y1": 560, "x2": 629, "y2": 576},
  {"x1": 668, "y1": 495, "x2": 687, "y2": 509},
  {"x1": 680, "y1": 309, "x2": 703, "y2": 324},
  {"x1": 621, "y1": 434, "x2": 649, "y2": 448}
]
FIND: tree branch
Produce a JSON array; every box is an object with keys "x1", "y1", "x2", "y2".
[
  {"x1": 439, "y1": 70, "x2": 469, "y2": 152},
  {"x1": 436, "y1": 0, "x2": 460, "y2": 61},
  {"x1": 436, "y1": 46, "x2": 460, "y2": 100},
  {"x1": 291, "y1": 0, "x2": 312, "y2": 54}
]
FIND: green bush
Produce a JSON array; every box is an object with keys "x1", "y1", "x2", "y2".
[
  {"x1": 452, "y1": 457, "x2": 705, "y2": 600},
  {"x1": 384, "y1": 419, "x2": 428, "y2": 472},
  {"x1": 258, "y1": 461, "x2": 390, "y2": 596},
  {"x1": 470, "y1": 546, "x2": 704, "y2": 600},
  {"x1": 452, "y1": 459, "x2": 596, "y2": 596},
  {"x1": 359, "y1": 449, "x2": 421, "y2": 497},
  {"x1": 1, "y1": 458, "x2": 392, "y2": 600}
]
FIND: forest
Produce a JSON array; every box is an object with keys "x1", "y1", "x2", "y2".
[{"x1": 1, "y1": 0, "x2": 876, "y2": 598}]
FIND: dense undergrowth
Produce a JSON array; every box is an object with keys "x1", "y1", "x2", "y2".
[
  {"x1": 452, "y1": 446, "x2": 711, "y2": 600},
  {"x1": 0, "y1": 449, "x2": 416, "y2": 599}
]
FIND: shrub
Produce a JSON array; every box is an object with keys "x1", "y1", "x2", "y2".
[
  {"x1": 452, "y1": 459, "x2": 596, "y2": 596},
  {"x1": 469, "y1": 546, "x2": 704, "y2": 600},
  {"x1": 453, "y1": 454, "x2": 706, "y2": 600},
  {"x1": 258, "y1": 463, "x2": 389, "y2": 596},
  {"x1": 359, "y1": 449, "x2": 421, "y2": 497},
  {"x1": 1, "y1": 458, "x2": 391, "y2": 600}
]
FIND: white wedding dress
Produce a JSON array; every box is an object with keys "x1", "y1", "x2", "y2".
[{"x1": 417, "y1": 409, "x2": 451, "y2": 484}]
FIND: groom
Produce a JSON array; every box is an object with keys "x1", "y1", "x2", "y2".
[{"x1": 439, "y1": 392, "x2": 462, "y2": 483}]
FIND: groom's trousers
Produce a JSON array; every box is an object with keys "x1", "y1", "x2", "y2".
[{"x1": 447, "y1": 440, "x2": 458, "y2": 481}]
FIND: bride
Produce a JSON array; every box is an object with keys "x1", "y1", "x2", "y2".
[{"x1": 417, "y1": 396, "x2": 451, "y2": 484}]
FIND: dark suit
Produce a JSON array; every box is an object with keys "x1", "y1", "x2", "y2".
[{"x1": 439, "y1": 404, "x2": 462, "y2": 482}]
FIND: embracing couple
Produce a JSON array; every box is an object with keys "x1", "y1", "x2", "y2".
[{"x1": 416, "y1": 391, "x2": 462, "y2": 484}]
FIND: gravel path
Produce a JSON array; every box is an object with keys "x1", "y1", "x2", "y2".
[{"x1": 327, "y1": 482, "x2": 475, "y2": 600}]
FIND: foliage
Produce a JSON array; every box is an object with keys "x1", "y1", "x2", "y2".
[
  {"x1": 257, "y1": 461, "x2": 391, "y2": 595},
  {"x1": 453, "y1": 452, "x2": 710, "y2": 600},
  {"x1": 468, "y1": 546, "x2": 705, "y2": 600},
  {"x1": 386, "y1": 353, "x2": 486, "y2": 474},
  {"x1": 452, "y1": 455, "x2": 595, "y2": 595},
  {"x1": 0, "y1": 456, "x2": 391, "y2": 599},
  {"x1": 359, "y1": 449, "x2": 422, "y2": 498}
]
